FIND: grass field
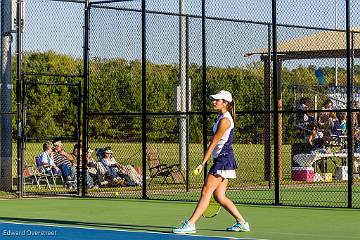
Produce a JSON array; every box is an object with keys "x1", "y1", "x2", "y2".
[
  {"x1": 20, "y1": 142, "x2": 291, "y2": 182},
  {"x1": 3, "y1": 142, "x2": 359, "y2": 208},
  {"x1": 0, "y1": 198, "x2": 359, "y2": 240}
]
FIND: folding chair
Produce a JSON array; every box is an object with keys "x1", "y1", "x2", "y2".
[
  {"x1": 146, "y1": 145, "x2": 185, "y2": 186},
  {"x1": 23, "y1": 164, "x2": 41, "y2": 189},
  {"x1": 34, "y1": 157, "x2": 63, "y2": 189}
]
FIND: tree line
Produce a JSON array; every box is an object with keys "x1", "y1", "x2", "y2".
[{"x1": 13, "y1": 51, "x2": 358, "y2": 144}]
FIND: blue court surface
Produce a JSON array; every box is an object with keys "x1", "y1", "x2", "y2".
[{"x1": 0, "y1": 222, "x2": 262, "y2": 240}]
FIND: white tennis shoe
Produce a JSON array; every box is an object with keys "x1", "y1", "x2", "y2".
[
  {"x1": 173, "y1": 220, "x2": 196, "y2": 234},
  {"x1": 226, "y1": 221, "x2": 250, "y2": 232}
]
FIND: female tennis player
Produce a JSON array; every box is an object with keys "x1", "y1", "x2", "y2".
[{"x1": 173, "y1": 90, "x2": 250, "y2": 234}]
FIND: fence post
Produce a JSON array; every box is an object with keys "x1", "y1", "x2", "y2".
[
  {"x1": 272, "y1": 0, "x2": 280, "y2": 205},
  {"x1": 16, "y1": 0, "x2": 24, "y2": 197},
  {"x1": 201, "y1": 0, "x2": 208, "y2": 180},
  {"x1": 141, "y1": 0, "x2": 148, "y2": 199},
  {"x1": 345, "y1": 0, "x2": 353, "y2": 208},
  {"x1": 82, "y1": 0, "x2": 91, "y2": 197}
]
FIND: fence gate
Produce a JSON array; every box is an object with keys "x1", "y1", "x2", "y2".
[{"x1": 21, "y1": 73, "x2": 82, "y2": 197}]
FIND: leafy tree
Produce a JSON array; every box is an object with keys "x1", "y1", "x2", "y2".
[{"x1": 16, "y1": 50, "x2": 356, "y2": 145}]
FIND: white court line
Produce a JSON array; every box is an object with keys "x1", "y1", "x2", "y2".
[{"x1": 0, "y1": 221, "x2": 269, "y2": 240}]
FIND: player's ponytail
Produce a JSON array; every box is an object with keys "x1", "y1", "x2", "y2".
[{"x1": 228, "y1": 100, "x2": 236, "y2": 121}]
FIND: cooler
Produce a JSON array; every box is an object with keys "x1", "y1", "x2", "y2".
[{"x1": 291, "y1": 167, "x2": 315, "y2": 182}]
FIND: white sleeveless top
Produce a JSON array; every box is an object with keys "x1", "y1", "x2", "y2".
[{"x1": 211, "y1": 111, "x2": 234, "y2": 158}]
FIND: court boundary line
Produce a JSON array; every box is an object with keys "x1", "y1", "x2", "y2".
[{"x1": 0, "y1": 221, "x2": 269, "y2": 240}]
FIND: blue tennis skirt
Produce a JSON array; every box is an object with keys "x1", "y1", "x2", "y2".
[{"x1": 208, "y1": 154, "x2": 237, "y2": 179}]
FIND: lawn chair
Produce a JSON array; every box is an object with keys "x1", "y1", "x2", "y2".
[
  {"x1": 146, "y1": 145, "x2": 185, "y2": 186},
  {"x1": 34, "y1": 157, "x2": 63, "y2": 189},
  {"x1": 23, "y1": 164, "x2": 41, "y2": 189}
]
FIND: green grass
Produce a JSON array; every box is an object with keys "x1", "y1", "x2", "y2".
[
  {"x1": 19, "y1": 142, "x2": 290, "y2": 182},
  {"x1": 15, "y1": 142, "x2": 275, "y2": 191},
  {"x1": 0, "y1": 198, "x2": 359, "y2": 240},
  {"x1": 6, "y1": 142, "x2": 360, "y2": 208}
]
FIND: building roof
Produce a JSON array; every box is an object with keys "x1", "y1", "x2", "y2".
[{"x1": 246, "y1": 28, "x2": 360, "y2": 60}]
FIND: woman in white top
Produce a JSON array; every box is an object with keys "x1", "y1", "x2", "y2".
[
  {"x1": 101, "y1": 149, "x2": 122, "y2": 181},
  {"x1": 173, "y1": 90, "x2": 250, "y2": 234}
]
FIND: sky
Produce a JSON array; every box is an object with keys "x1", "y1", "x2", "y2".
[{"x1": 19, "y1": 0, "x2": 360, "y2": 68}]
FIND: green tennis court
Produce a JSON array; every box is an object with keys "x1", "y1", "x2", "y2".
[{"x1": 0, "y1": 198, "x2": 358, "y2": 240}]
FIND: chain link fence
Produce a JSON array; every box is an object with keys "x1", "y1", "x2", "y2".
[
  {"x1": 0, "y1": 0, "x2": 359, "y2": 208},
  {"x1": 7, "y1": 0, "x2": 85, "y2": 197}
]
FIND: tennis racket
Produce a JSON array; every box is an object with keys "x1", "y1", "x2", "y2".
[{"x1": 202, "y1": 196, "x2": 221, "y2": 218}]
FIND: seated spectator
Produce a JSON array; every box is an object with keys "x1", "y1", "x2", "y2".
[
  {"x1": 328, "y1": 112, "x2": 342, "y2": 136},
  {"x1": 52, "y1": 141, "x2": 76, "y2": 189},
  {"x1": 118, "y1": 165, "x2": 143, "y2": 186},
  {"x1": 307, "y1": 126, "x2": 329, "y2": 172},
  {"x1": 318, "y1": 99, "x2": 333, "y2": 128},
  {"x1": 307, "y1": 125, "x2": 325, "y2": 150},
  {"x1": 296, "y1": 97, "x2": 315, "y2": 131},
  {"x1": 69, "y1": 143, "x2": 95, "y2": 189},
  {"x1": 37, "y1": 141, "x2": 61, "y2": 175},
  {"x1": 340, "y1": 112, "x2": 347, "y2": 131},
  {"x1": 100, "y1": 149, "x2": 123, "y2": 182},
  {"x1": 352, "y1": 101, "x2": 360, "y2": 128},
  {"x1": 87, "y1": 147, "x2": 108, "y2": 186},
  {"x1": 101, "y1": 149, "x2": 142, "y2": 186},
  {"x1": 354, "y1": 126, "x2": 360, "y2": 153},
  {"x1": 67, "y1": 143, "x2": 82, "y2": 165}
]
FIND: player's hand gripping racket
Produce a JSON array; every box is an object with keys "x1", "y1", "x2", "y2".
[{"x1": 202, "y1": 196, "x2": 221, "y2": 218}]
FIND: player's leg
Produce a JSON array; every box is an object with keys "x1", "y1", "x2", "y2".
[
  {"x1": 188, "y1": 174, "x2": 223, "y2": 224},
  {"x1": 173, "y1": 174, "x2": 223, "y2": 234},
  {"x1": 213, "y1": 178, "x2": 245, "y2": 223},
  {"x1": 213, "y1": 179, "x2": 250, "y2": 232}
]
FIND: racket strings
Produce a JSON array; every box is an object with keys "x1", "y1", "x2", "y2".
[{"x1": 203, "y1": 199, "x2": 221, "y2": 218}]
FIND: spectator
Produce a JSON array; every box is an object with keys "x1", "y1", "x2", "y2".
[
  {"x1": 340, "y1": 112, "x2": 347, "y2": 131},
  {"x1": 352, "y1": 100, "x2": 360, "y2": 127},
  {"x1": 354, "y1": 126, "x2": 360, "y2": 153},
  {"x1": 87, "y1": 147, "x2": 108, "y2": 186},
  {"x1": 69, "y1": 143, "x2": 95, "y2": 189},
  {"x1": 307, "y1": 125, "x2": 325, "y2": 150},
  {"x1": 52, "y1": 141, "x2": 76, "y2": 189},
  {"x1": 297, "y1": 97, "x2": 315, "y2": 129},
  {"x1": 37, "y1": 141, "x2": 61, "y2": 175},
  {"x1": 328, "y1": 112, "x2": 342, "y2": 136},
  {"x1": 307, "y1": 125, "x2": 331, "y2": 173},
  {"x1": 100, "y1": 149, "x2": 123, "y2": 182},
  {"x1": 318, "y1": 99, "x2": 333, "y2": 128},
  {"x1": 68, "y1": 143, "x2": 82, "y2": 165}
]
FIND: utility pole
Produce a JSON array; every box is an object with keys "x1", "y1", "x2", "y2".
[{"x1": 0, "y1": 0, "x2": 14, "y2": 191}]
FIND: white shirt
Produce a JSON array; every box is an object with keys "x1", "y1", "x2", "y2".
[{"x1": 211, "y1": 111, "x2": 234, "y2": 158}]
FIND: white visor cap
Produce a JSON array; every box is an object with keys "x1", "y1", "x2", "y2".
[{"x1": 210, "y1": 90, "x2": 233, "y2": 102}]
